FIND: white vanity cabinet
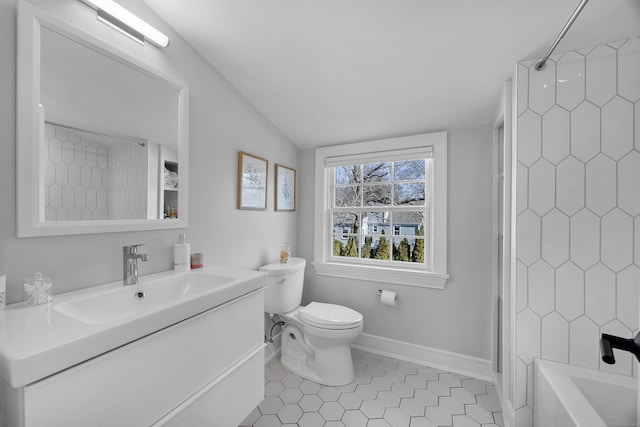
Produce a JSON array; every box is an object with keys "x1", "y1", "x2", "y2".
[{"x1": 2, "y1": 289, "x2": 265, "y2": 427}]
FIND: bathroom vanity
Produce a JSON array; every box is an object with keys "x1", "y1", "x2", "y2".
[{"x1": 0, "y1": 267, "x2": 266, "y2": 427}]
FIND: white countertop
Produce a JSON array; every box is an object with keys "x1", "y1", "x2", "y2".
[{"x1": 0, "y1": 266, "x2": 266, "y2": 388}]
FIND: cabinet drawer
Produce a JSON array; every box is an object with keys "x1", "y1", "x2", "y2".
[
  {"x1": 23, "y1": 289, "x2": 264, "y2": 427},
  {"x1": 155, "y1": 346, "x2": 264, "y2": 427}
]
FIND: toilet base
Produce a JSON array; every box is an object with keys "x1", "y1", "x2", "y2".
[{"x1": 280, "y1": 323, "x2": 360, "y2": 386}]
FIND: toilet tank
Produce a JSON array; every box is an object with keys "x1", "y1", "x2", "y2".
[{"x1": 259, "y1": 258, "x2": 306, "y2": 314}]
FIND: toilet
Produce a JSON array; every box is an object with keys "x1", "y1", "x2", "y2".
[{"x1": 260, "y1": 258, "x2": 363, "y2": 386}]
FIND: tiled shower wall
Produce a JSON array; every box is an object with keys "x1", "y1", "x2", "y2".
[
  {"x1": 43, "y1": 123, "x2": 109, "y2": 220},
  {"x1": 514, "y1": 37, "x2": 640, "y2": 425},
  {"x1": 107, "y1": 143, "x2": 148, "y2": 220},
  {"x1": 43, "y1": 123, "x2": 148, "y2": 220}
]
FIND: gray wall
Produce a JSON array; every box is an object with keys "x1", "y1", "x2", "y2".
[
  {"x1": 0, "y1": 0, "x2": 493, "y2": 364},
  {"x1": 298, "y1": 125, "x2": 495, "y2": 360},
  {"x1": 0, "y1": 0, "x2": 298, "y2": 303}
]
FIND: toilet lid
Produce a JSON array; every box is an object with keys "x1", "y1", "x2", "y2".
[{"x1": 298, "y1": 302, "x2": 363, "y2": 328}]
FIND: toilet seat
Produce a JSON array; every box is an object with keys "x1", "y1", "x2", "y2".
[{"x1": 298, "y1": 302, "x2": 363, "y2": 330}]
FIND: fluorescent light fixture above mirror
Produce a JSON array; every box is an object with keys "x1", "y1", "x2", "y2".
[{"x1": 79, "y1": 0, "x2": 170, "y2": 48}]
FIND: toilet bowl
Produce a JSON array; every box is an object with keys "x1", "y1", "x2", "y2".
[
  {"x1": 280, "y1": 303, "x2": 363, "y2": 386},
  {"x1": 260, "y1": 258, "x2": 363, "y2": 386}
]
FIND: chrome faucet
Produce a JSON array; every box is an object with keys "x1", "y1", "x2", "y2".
[{"x1": 123, "y1": 244, "x2": 149, "y2": 285}]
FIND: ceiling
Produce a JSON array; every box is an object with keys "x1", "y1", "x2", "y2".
[{"x1": 145, "y1": 0, "x2": 640, "y2": 148}]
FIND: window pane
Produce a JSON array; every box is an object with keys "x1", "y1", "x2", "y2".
[
  {"x1": 333, "y1": 235, "x2": 359, "y2": 258},
  {"x1": 392, "y1": 237, "x2": 415, "y2": 262},
  {"x1": 360, "y1": 235, "x2": 391, "y2": 261},
  {"x1": 394, "y1": 182, "x2": 425, "y2": 206},
  {"x1": 335, "y1": 185, "x2": 360, "y2": 207},
  {"x1": 361, "y1": 236, "x2": 374, "y2": 259},
  {"x1": 363, "y1": 163, "x2": 391, "y2": 182},
  {"x1": 336, "y1": 165, "x2": 361, "y2": 184},
  {"x1": 392, "y1": 211, "x2": 425, "y2": 235},
  {"x1": 394, "y1": 159, "x2": 425, "y2": 181},
  {"x1": 411, "y1": 237, "x2": 425, "y2": 264},
  {"x1": 332, "y1": 211, "x2": 361, "y2": 233},
  {"x1": 362, "y1": 211, "x2": 391, "y2": 235},
  {"x1": 363, "y1": 184, "x2": 391, "y2": 206}
]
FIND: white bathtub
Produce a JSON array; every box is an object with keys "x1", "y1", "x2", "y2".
[{"x1": 534, "y1": 359, "x2": 637, "y2": 427}]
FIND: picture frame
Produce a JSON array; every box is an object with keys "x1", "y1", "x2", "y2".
[
  {"x1": 275, "y1": 164, "x2": 296, "y2": 212},
  {"x1": 238, "y1": 151, "x2": 268, "y2": 210}
]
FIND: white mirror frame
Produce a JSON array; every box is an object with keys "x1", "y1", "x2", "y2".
[{"x1": 16, "y1": 1, "x2": 189, "y2": 237}]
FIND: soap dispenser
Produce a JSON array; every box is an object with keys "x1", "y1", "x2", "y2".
[{"x1": 174, "y1": 233, "x2": 191, "y2": 272}]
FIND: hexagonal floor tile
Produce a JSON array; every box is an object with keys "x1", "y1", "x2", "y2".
[
  {"x1": 338, "y1": 392, "x2": 362, "y2": 410},
  {"x1": 320, "y1": 401, "x2": 345, "y2": 421},
  {"x1": 242, "y1": 350, "x2": 502, "y2": 427},
  {"x1": 298, "y1": 412, "x2": 325, "y2": 427},
  {"x1": 280, "y1": 387, "x2": 303, "y2": 404},
  {"x1": 341, "y1": 409, "x2": 368, "y2": 427},
  {"x1": 258, "y1": 396, "x2": 283, "y2": 415},
  {"x1": 277, "y1": 404, "x2": 303, "y2": 424},
  {"x1": 299, "y1": 394, "x2": 323, "y2": 412}
]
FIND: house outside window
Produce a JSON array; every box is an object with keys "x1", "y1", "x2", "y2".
[{"x1": 313, "y1": 132, "x2": 449, "y2": 289}]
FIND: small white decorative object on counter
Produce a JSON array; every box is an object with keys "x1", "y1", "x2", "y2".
[
  {"x1": 0, "y1": 275, "x2": 5, "y2": 310},
  {"x1": 174, "y1": 234, "x2": 190, "y2": 272},
  {"x1": 24, "y1": 273, "x2": 53, "y2": 305}
]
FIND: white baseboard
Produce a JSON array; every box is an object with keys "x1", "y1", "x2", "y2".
[
  {"x1": 265, "y1": 347, "x2": 280, "y2": 364},
  {"x1": 264, "y1": 331, "x2": 494, "y2": 382},
  {"x1": 352, "y1": 333, "x2": 493, "y2": 382}
]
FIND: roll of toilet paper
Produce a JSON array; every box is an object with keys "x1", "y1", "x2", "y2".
[{"x1": 380, "y1": 290, "x2": 397, "y2": 307}]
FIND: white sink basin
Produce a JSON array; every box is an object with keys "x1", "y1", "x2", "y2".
[
  {"x1": 55, "y1": 272, "x2": 234, "y2": 324},
  {"x1": 0, "y1": 266, "x2": 266, "y2": 388}
]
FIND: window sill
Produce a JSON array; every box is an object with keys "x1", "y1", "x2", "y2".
[{"x1": 311, "y1": 262, "x2": 449, "y2": 290}]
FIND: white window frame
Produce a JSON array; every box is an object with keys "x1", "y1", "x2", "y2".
[{"x1": 313, "y1": 132, "x2": 449, "y2": 289}]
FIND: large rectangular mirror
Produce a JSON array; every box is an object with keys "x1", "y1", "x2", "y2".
[{"x1": 16, "y1": 1, "x2": 189, "y2": 237}]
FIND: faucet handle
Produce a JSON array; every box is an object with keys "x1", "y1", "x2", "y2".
[{"x1": 123, "y1": 244, "x2": 145, "y2": 255}]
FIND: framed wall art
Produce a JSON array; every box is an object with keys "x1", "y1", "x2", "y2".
[
  {"x1": 275, "y1": 164, "x2": 296, "y2": 212},
  {"x1": 238, "y1": 151, "x2": 268, "y2": 210}
]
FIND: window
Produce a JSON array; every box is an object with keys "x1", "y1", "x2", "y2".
[
  {"x1": 313, "y1": 132, "x2": 449, "y2": 289},
  {"x1": 331, "y1": 160, "x2": 427, "y2": 266}
]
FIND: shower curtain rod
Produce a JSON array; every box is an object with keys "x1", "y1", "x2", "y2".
[
  {"x1": 44, "y1": 120, "x2": 147, "y2": 147},
  {"x1": 535, "y1": 0, "x2": 590, "y2": 71}
]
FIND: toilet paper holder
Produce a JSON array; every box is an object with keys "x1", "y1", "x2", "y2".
[{"x1": 375, "y1": 289, "x2": 383, "y2": 296}]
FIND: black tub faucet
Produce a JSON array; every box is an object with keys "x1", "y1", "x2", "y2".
[{"x1": 600, "y1": 332, "x2": 640, "y2": 364}]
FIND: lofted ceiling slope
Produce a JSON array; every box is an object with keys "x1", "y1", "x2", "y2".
[{"x1": 145, "y1": 0, "x2": 640, "y2": 148}]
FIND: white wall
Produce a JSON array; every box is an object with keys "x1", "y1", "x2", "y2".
[
  {"x1": 298, "y1": 125, "x2": 495, "y2": 361},
  {"x1": 0, "y1": 0, "x2": 298, "y2": 302},
  {"x1": 513, "y1": 37, "x2": 640, "y2": 427}
]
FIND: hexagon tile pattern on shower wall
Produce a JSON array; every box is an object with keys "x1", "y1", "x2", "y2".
[
  {"x1": 43, "y1": 123, "x2": 148, "y2": 221},
  {"x1": 514, "y1": 36, "x2": 640, "y2": 427}
]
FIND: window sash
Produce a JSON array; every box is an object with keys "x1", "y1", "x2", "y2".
[
  {"x1": 332, "y1": 160, "x2": 430, "y2": 208},
  {"x1": 325, "y1": 146, "x2": 433, "y2": 168},
  {"x1": 328, "y1": 158, "x2": 430, "y2": 270},
  {"x1": 328, "y1": 207, "x2": 429, "y2": 269}
]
